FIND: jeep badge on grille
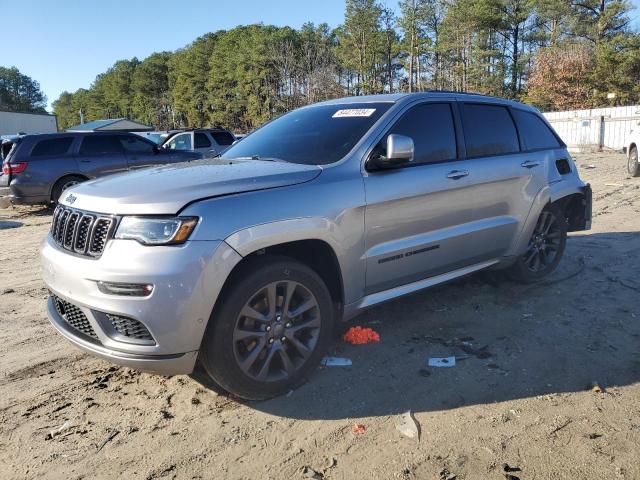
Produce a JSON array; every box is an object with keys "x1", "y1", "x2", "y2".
[{"x1": 65, "y1": 193, "x2": 77, "y2": 204}]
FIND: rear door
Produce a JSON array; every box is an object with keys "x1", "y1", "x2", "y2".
[
  {"x1": 193, "y1": 132, "x2": 217, "y2": 158},
  {"x1": 76, "y1": 135, "x2": 128, "y2": 177},
  {"x1": 209, "y1": 130, "x2": 236, "y2": 156},
  {"x1": 456, "y1": 101, "x2": 546, "y2": 259}
]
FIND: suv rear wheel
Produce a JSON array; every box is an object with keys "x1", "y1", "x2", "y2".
[
  {"x1": 51, "y1": 175, "x2": 86, "y2": 204},
  {"x1": 509, "y1": 203, "x2": 567, "y2": 283},
  {"x1": 200, "y1": 256, "x2": 334, "y2": 400},
  {"x1": 628, "y1": 146, "x2": 639, "y2": 177}
]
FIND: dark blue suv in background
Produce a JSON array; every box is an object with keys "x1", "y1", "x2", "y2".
[{"x1": 0, "y1": 132, "x2": 202, "y2": 205}]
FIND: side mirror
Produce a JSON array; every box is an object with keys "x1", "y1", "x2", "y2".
[{"x1": 369, "y1": 134, "x2": 414, "y2": 169}]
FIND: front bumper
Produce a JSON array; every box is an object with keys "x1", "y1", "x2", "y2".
[
  {"x1": 47, "y1": 296, "x2": 198, "y2": 375},
  {"x1": 41, "y1": 234, "x2": 242, "y2": 375}
]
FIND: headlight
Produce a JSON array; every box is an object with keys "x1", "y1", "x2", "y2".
[{"x1": 115, "y1": 216, "x2": 199, "y2": 245}]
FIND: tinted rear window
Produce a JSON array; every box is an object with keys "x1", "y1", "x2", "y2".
[
  {"x1": 512, "y1": 109, "x2": 561, "y2": 150},
  {"x1": 223, "y1": 102, "x2": 393, "y2": 165},
  {"x1": 461, "y1": 104, "x2": 519, "y2": 157},
  {"x1": 30, "y1": 137, "x2": 73, "y2": 157},
  {"x1": 194, "y1": 132, "x2": 212, "y2": 148},
  {"x1": 382, "y1": 103, "x2": 457, "y2": 165},
  {"x1": 211, "y1": 131, "x2": 235, "y2": 146},
  {"x1": 79, "y1": 135, "x2": 123, "y2": 155}
]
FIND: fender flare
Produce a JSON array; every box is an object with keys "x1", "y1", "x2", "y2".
[{"x1": 224, "y1": 217, "x2": 359, "y2": 304}]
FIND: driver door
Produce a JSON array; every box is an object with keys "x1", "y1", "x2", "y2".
[
  {"x1": 363, "y1": 101, "x2": 473, "y2": 294},
  {"x1": 118, "y1": 134, "x2": 160, "y2": 169},
  {"x1": 165, "y1": 132, "x2": 193, "y2": 152},
  {"x1": 76, "y1": 134, "x2": 128, "y2": 177}
]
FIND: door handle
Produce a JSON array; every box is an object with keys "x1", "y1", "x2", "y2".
[
  {"x1": 80, "y1": 160, "x2": 91, "y2": 163},
  {"x1": 446, "y1": 169, "x2": 469, "y2": 180},
  {"x1": 521, "y1": 160, "x2": 540, "y2": 168}
]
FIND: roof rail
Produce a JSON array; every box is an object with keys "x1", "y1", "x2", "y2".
[
  {"x1": 172, "y1": 126, "x2": 229, "y2": 132},
  {"x1": 423, "y1": 89, "x2": 502, "y2": 98}
]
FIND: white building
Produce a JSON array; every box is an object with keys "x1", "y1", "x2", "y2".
[{"x1": 0, "y1": 111, "x2": 58, "y2": 136}]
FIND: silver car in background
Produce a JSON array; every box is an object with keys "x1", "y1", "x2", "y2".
[
  {"x1": 161, "y1": 128, "x2": 236, "y2": 158},
  {"x1": 41, "y1": 93, "x2": 591, "y2": 400}
]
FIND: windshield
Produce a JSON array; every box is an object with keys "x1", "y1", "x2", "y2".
[
  {"x1": 222, "y1": 102, "x2": 393, "y2": 165},
  {"x1": 144, "y1": 133, "x2": 164, "y2": 144}
]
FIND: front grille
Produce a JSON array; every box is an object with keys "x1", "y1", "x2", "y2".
[
  {"x1": 51, "y1": 205, "x2": 115, "y2": 258},
  {"x1": 52, "y1": 295, "x2": 100, "y2": 341},
  {"x1": 107, "y1": 314, "x2": 154, "y2": 342}
]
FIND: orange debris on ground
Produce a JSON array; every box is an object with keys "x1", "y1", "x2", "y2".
[
  {"x1": 351, "y1": 423, "x2": 366, "y2": 435},
  {"x1": 342, "y1": 326, "x2": 380, "y2": 345}
]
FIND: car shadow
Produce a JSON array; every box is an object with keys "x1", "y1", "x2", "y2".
[
  {"x1": 0, "y1": 220, "x2": 23, "y2": 230},
  {"x1": 192, "y1": 231, "x2": 640, "y2": 420}
]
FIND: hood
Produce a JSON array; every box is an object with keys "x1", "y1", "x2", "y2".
[{"x1": 60, "y1": 159, "x2": 322, "y2": 214}]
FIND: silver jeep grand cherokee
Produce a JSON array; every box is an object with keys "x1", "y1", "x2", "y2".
[{"x1": 41, "y1": 93, "x2": 592, "y2": 400}]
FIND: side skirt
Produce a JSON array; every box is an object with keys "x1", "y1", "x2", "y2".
[{"x1": 343, "y1": 259, "x2": 500, "y2": 320}]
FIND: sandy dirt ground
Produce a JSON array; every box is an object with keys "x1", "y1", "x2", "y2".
[{"x1": 1, "y1": 152, "x2": 639, "y2": 480}]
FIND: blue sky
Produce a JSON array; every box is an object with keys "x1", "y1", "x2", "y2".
[
  {"x1": 2, "y1": 0, "x2": 639, "y2": 111},
  {"x1": 1, "y1": 0, "x2": 350, "y2": 110}
]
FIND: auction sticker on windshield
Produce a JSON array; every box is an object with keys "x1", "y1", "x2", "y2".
[{"x1": 332, "y1": 108, "x2": 376, "y2": 118}]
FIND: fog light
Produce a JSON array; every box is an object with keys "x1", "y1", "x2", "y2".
[{"x1": 97, "y1": 281, "x2": 154, "y2": 297}]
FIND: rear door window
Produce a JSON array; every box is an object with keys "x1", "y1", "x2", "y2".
[
  {"x1": 512, "y1": 109, "x2": 561, "y2": 151},
  {"x1": 194, "y1": 132, "x2": 212, "y2": 148},
  {"x1": 379, "y1": 103, "x2": 457, "y2": 165},
  {"x1": 30, "y1": 137, "x2": 74, "y2": 157},
  {"x1": 460, "y1": 104, "x2": 520, "y2": 157},
  {"x1": 211, "y1": 131, "x2": 235, "y2": 146},
  {"x1": 79, "y1": 135, "x2": 123, "y2": 155}
]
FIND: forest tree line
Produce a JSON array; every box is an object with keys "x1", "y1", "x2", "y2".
[{"x1": 8, "y1": 0, "x2": 640, "y2": 132}]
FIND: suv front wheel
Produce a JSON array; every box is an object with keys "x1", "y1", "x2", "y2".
[
  {"x1": 509, "y1": 203, "x2": 567, "y2": 283},
  {"x1": 200, "y1": 256, "x2": 334, "y2": 400}
]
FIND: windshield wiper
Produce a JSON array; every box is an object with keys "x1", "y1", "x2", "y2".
[{"x1": 232, "y1": 155, "x2": 288, "y2": 163}]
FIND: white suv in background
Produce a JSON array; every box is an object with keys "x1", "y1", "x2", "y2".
[{"x1": 162, "y1": 128, "x2": 236, "y2": 158}]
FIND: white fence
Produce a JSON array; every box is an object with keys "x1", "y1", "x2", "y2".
[{"x1": 543, "y1": 105, "x2": 640, "y2": 152}]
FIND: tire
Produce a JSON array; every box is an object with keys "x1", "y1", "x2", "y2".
[
  {"x1": 200, "y1": 256, "x2": 335, "y2": 400},
  {"x1": 508, "y1": 203, "x2": 567, "y2": 283},
  {"x1": 628, "y1": 146, "x2": 640, "y2": 177},
  {"x1": 51, "y1": 175, "x2": 86, "y2": 204}
]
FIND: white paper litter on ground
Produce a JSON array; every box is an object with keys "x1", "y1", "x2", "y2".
[
  {"x1": 428, "y1": 356, "x2": 456, "y2": 367},
  {"x1": 395, "y1": 411, "x2": 420, "y2": 440},
  {"x1": 321, "y1": 356, "x2": 353, "y2": 366}
]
